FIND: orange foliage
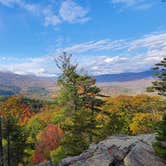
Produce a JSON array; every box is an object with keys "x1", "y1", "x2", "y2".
[
  {"x1": 78, "y1": 85, "x2": 85, "y2": 94},
  {"x1": 35, "y1": 107, "x2": 60, "y2": 124},
  {"x1": 0, "y1": 96, "x2": 35, "y2": 126}
]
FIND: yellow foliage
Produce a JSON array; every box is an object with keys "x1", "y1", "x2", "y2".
[
  {"x1": 26, "y1": 137, "x2": 34, "y2": 144},
  {"x1": 62, "y1": 117, "x2": 73, "y2": 127},
  {"x1": 130, "y1": 113, "x2": 162, "y2": 135},
  {"x1": 96, "y1": 113, "x2": 109, "y2": 123}
]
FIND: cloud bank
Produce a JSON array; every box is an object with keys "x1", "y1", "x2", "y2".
[{"x1": 0, "y1": 31, "x2": 165, "y2": 76}]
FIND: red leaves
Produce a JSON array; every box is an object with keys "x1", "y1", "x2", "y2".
[
  {"x1": 38, "y1": 124, "x2": 63, "y2": 153},
  {"x1": 33, "y1": 124, "x2": 64, "y2": 164},
  {"x1": 32, "y1": 150, "x2": 47, "y2": 164}
]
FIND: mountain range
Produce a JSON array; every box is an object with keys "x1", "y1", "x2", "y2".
[
  {"x1": 0, "y1": 70, "x2": 154, "y2": 98},
  {"x1": 95, "y1": 70, "x2": 154, "y2": 82}
]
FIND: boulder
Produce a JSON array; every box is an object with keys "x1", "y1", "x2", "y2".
[
  {"x1": 161, "y1": 141, "x2": 166, "y2": 148},
  {"x1": 57, "y1": 134, "x2": 166, "y2": 166},
  {"x1": 36, "y1": 161, "x2": 53, "y2": 166},
  {"x1": 124, "y1": 142, "x2": 166, "y2": 166}
]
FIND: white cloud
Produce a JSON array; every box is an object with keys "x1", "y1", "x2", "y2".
[
  {"x1": 111, "y1": 0, "x2": 154, "y2": 10},
  {"x1": 0, "y1": 0, "x2": 18, "y2": 7},
  {"x1": 0, "y1": 0, "x2": 90, "y2": 27},
  {"x1": 0, "y1": 56, "x2": 57, "y2": 77},
  {"x1": 58, "y1": 31, "x2": 166, "y2": 57},
  {"x1": 59, "y1": 0, "x2": 90, "y2": 23},
  {"x1": 1, "y1": 32, "x2": 166, "y2": 76},
  {"x1": 104, "y1": 56, "x2": 128, "y2": 63},
  {"x1": 0, "y1": 0, "x2": 57, "y2": 26},
  {"x1": 58, "y1": 39, "x2": 128, "y2": 53},
  {"x1": 43, "y1": 7, "x2": 61, "y2": 26},
  {"x1": 57, "y1": 31, "x2": 166, "y2": 75},
  {"x1": 112, "y1": 0, "x2": 137, "y2": 5},
  {"x1": 129, "y1": 33, "x2": 166, "y2": 51},
  {"x1": 0, "y1": 0, "x2": 37, "y2": 12}
]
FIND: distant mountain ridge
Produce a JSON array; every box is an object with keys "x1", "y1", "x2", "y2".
[
  {"x1": 95, "y1": 70, "x2": 154, "y2": 82},
  {"x1": 0, "y1": 72, "x2": 55, "y2": 98},
  {"x1": 0, "y1": 70, "x2": 154, "y2": 85},
  {"x1": 0, "y1": 70, "x2": 154, "y2": 98}
]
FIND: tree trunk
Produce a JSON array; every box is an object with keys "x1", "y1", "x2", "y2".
[
  {"x1": 73, "y1": 81, "x2": 78, "y2": 113},
  {"x1": 7, "y1": 120, "x2": 10, "y2": 166},
  {"x1": 0, "y1": 116, "x2": 3, "y2": 166},
  {"x1": 89, "y1": 103, "x2": 94, "y2": 143}
]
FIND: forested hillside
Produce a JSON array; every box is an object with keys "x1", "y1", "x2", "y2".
[
  {"x1": 0, "y1": 55, "x2": 165, "y2": 166},
  {"x1": 1, "y1": 0, "x2": 166, "y2": 165}
]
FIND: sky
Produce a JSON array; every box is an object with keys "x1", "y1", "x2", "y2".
[{"x1": 0, "y1": 0, "x2": 166, "y2": 77}]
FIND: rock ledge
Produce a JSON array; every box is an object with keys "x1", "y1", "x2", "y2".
[{"x1": 37, "y1": 134, "x2": 166, "y2": 166}]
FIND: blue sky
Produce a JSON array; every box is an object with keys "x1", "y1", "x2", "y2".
[{"x1": 0, "y1": 0, "x2": 166, "y2": 76}]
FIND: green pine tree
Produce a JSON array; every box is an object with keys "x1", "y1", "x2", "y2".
[
  {"x1": 153, "y1": 113, "x2": 166, "y2": 158},
  {"x1": 150, "y1": 57, "x2": 166, "y2": 159},
  {"x1": 55, "y1": 52, "x2": 81, "y2": 114},
  {"x1": 78, "y1": 75, "x2": 105, "y2": 142},
  {"x1": 62, "y1": 109, "x2": 91, "y2": 156},
  {"x1": 55, "y1": 52, "x2": 104, "y2": 156},
  {"x1": 151, "y1": 57, "x2": 166, "y2": 96},
  {"x1": 0, "y1": 116, "x2": 3, "y2": 166}
]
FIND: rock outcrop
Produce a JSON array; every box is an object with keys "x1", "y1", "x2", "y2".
[
  {"x1": 57, "y1": 134, "x2": 166, "y2": 166},
  {"x1": 37, "y1": 161, "x2": 53, "y2": 166}
]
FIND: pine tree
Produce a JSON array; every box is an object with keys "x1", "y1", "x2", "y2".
[
  {"x1": 0, "y1": 116, "x2": 3, "y2": 166},
  {"x1": 0, "y1": 100, "x2": 4, "y2": 166},
  {"x1": 55, "y1": 53, "x2": 89, "y2": 155},
  {"x1": 151, "y1": 57, "x2": 166, "y2": 96},
  {"x1": 78, "y1": 75, "x2": 105, "y2": 142},
  {"x1": 150, "y1": 57, "x2": 166, "y2": 158},
  {"x1": 62, "y1": 109, "x2": 90, "y2": 155},
  {"x1": 55, "y1": 52, "x2": 104, "y2": 156},
  {"x1": 153, "y1": 113, "x2": 166, "y2": 158},
  {"x1": 55, "y1": 52, "x2": 81, "y2": 113}
]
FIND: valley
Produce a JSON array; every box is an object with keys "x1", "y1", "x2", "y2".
[{"x1": 0, "y1": 71, "x2": 154, "y2": 99}]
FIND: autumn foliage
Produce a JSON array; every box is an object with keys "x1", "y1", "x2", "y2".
[
  {"x1": 0, "y1": 93, "x2": 165, "y2": 166},
  {"x1": 0, "y1": 88, "x2": 165, "y2": 166},
  {"x1": 96, "y1": 94, "x2": 165, "y2": 137},
  {"x1": 0, "y1": 96, "x2": 35, "y2": 126},
  {"x1": 32, "y1": 124, "x2": 64, "y2": 164},
  {"x1": 32, "y1": 150, "x2": 47, "y2": 164},
  {"x1": 130, "y1": 113, "x2": 161, "y2": 135}
]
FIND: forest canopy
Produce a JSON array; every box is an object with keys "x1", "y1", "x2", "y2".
[{"x1": 0, "y1": 54, "x2": 165, "y2": 166}]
